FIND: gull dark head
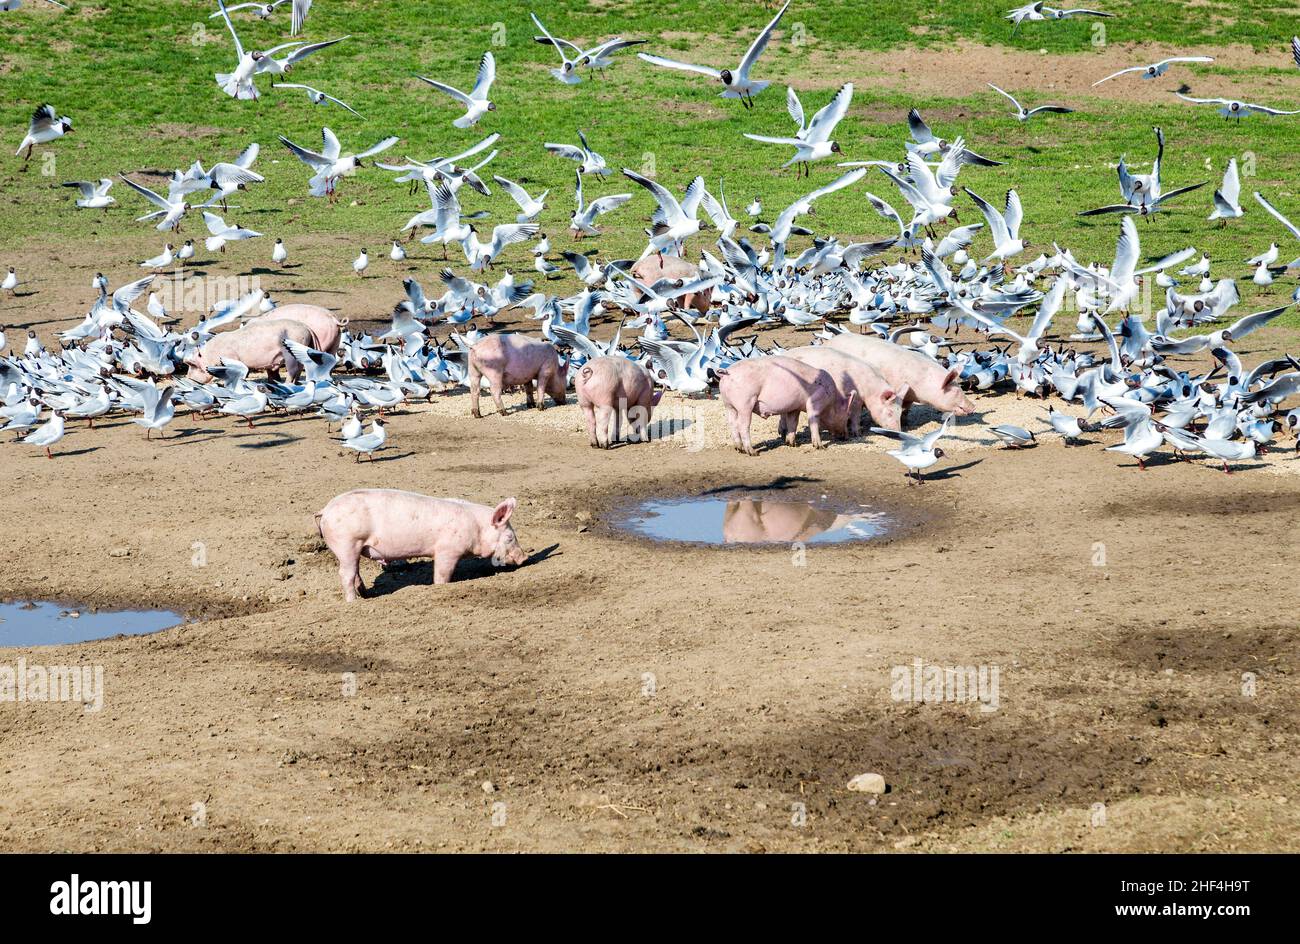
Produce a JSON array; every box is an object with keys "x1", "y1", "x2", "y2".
[
  {"x1": 720, "y1": 68, "x2": 734, "y2": 86},
  {"x1": 487, "y1": 102, "x2": 497, "y2": 111},
  {"x1": 830, "y1": 141, "x2": 842, "y2": 154},
  {"x1": 933, "y1": 447, "x2": 946, "y2": 459},
  {"x1": 60, "y1": 117, "x2": 73, "y2": 132}
]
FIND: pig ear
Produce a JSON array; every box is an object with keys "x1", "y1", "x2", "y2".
[
  {"x1": 492, "y1": 498, "x2": 517, "y2": 528},
  {"x1": 941, "y1": 370, "x2": 959, "y2": 389},
  {"x1": 880, "y1": 389, "x2": 896, "y2": 403}
]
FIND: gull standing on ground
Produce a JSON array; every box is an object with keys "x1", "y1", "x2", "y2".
[
  {"x1": 988, "y1": 83, "x2": 1074, "y2": 122},
  {"x1": 21, "y1": 411, "x2": 64, "y2": 459},
  {"x1": 272, "y1": 238, "x2": 288, "y2": 264},
  {"x1": 872, "y1": 413, "x2": 953, "y2": 485},
  {"x1": 353, "y1": 249, "x2": 369, "y2": 277},
  {"x1": 416, "y1": 51, "x2": 496, "y2": 128},
  {"x1": 140, "y1": 245, "x2": 175, "y2": 270},
  {"x1": 637, "y1": 0, "x2": 791, "y2": 108},
  {"x1": 342, "y1": 417, "x2": 386, "y2": 461}
]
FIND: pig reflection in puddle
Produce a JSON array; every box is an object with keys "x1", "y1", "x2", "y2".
[{"x1": 619, "y1": 496, "x2": 890, "y2": 546}]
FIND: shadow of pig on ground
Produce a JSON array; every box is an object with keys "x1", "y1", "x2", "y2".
[{"x1": 367, "y1": 543, "x2": 561, "y2": 597}]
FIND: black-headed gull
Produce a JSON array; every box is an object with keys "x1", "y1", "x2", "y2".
[
  {"x1": 744, "y1": 83, "x2": 852, "y2": 177},
  {"x1": 210, "y1": 1, "x2": 288, "y2": 21},
  {"x1": 544, "y1": 130, "x2": 610, "y2": 176},
  {"x1": 213, "y1": 0, "x2": 264, "y2": 100},
  {"x1": 637, "y1": 0, "x2": 790, "y2": 108},
  {"x1": 1208, "y1": 159, "x2": 1243, "y2": 223},
  {"x1": 341, "y1": 417, "x2": 386, "y2": 461},
  {"x1": 62, "y1": 178, "x2": 114, "y2": 209},
  {"x1": 119, "y1": 175, "x2": 191, "y2": 232},
  {"x1": 569, "y1": 170, "x2": 631, "y2": 238},
  {"x1": 279, "y1": 127, "x2": 399, "y2": 201},
  {"x1": 416, "y1": 51, "x2": 496, "y2": 128},
  {"x1": 532, "y1": 26, "x2": 646, "y2": 81},
  {"x1": 493, "y1": 175, "x2": 548, "y2": 223},
  {"x1": 1175, "y1": 93, "x2": 1300, "y2": 120},
  {"x1": 872, "y1": 413, "x2": 953, "y2": 485},
  {"x1": 21, "y1": 411, "x2": 64, "y2": 459},
  {"x1": 272, "y1": 238, "x2": 288, "y2": 264},
  {"x1": 203, "y1": 212, "x2": 262, "y2": 252},
  {"x1": 272, "y1": 82, "x2": 362, "y2": 117},
  {"x1": 1092, "y1": 56, "x2": 1213, "y2": 87},
  {"x1": 988, "y1": 83, "x2": 1074, "y2": 122},
  {"x1": 15, "y1": 103, "x2": 71, "y2": 168}
]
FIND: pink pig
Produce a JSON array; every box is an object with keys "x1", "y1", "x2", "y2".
[
  {"x1": 315, "y1": 489, "x2": 528, "y2": 602},
  {"x1": 631, "y1": 254, "x2": 713, "y2": 317},
  {"x1": 787, "y1": 345, "x2": 904, "y2": 433},
  {"x1": 575, "y1": 356, "x2": 662, "y2": 448},
  {"x1": 825, "y1": 333, "x2": 975, "y2": 418},
  {"x1": 248, "y1": 303, "x2": 347, "y2": 353},
  {"x1": 717, "y1": 356, "x2": 843, "y2": 455},
  {"x1": 468, "y1": 333, "x2": 568, "y2": 418},
  {"x1": 186, "y1": 318, "x2": 316, "y2": 383}
]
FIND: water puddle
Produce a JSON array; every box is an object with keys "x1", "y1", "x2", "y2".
[
  {"x1": 614, "y1": 494, "x2": 893, "y2": 545},
  {"x1": 0, "y1": 601, "x2": 184, "y2": 647}
]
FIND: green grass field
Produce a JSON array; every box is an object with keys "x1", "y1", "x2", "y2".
[{"x1": 2, "y1": 0, "x2": 1300, "y2": 321}]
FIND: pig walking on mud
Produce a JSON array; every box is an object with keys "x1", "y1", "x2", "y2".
[
  {"x1": 315, "y1": 489, "x2": 528, "y2": 602},
  {"x1": 468, "y1": 333, "x2": 567, "y2": 418},
  {"x1": 575, "y1": 355, "x2": 662, "y2": 448},
  {"x1": 717, "y1": 356, "x2": 844, "y2": 455}
]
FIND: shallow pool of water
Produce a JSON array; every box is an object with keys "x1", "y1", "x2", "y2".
[
  {"x1": 0, "y1": 601, "x2": 184, "y2": 647},
  {"x1": 615, "y1": 495, "x2": 892, "y2": 546}
]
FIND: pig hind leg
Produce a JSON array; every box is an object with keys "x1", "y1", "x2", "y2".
[{"x1": 581, "y1": 403, "x2": 599, "y2": 447}]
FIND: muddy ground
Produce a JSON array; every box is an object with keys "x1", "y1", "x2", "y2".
[{"x1": 1, "y1": 239, "x2": 1298, "y2": 853}]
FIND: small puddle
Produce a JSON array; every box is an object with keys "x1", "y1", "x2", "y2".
[
  {"x1": 614, "y1": 494, "x2": 893, "y2": 545},
  {"x1": 0, "y1": 601, "x2": 184, "y2": 647}
]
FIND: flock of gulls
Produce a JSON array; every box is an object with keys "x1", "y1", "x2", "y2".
[{"x1": 4, "y1": 2, "x2": 1300, "y2": 482}]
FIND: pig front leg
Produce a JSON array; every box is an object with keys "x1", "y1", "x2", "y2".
[
  {"x1": 781, "y1": 411, "x2": 800, "y2": 447},
  {"x1": 432, "y1": 549, "x2": 463, "y2": 584},
  {"x1": 806, "y1": 399, "x2": 825, "y2": 449}
]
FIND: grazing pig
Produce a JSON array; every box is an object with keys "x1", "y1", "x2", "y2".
[
  {"x1": 825, "y1": 333, "x2": 975, "y2": 418},
  {"x1": 787, "y1": 345, "x2": 903, "y2": 433},
  {"x1": 717, "y1": 355, "x2": 843, "y2": 455},
  {"x1": 249, "y1": 303, "x2": 346, "y2": 353},
  {"x1": 575, "y1": 355, "x2": 662, "y2": 448},
  {"x1": 468, "y1": 333, "x2": 567, "y2": 417},
  {"x1": 186, "y1": 318, "x2": 316, "y2": 383},
  {"x1": 631, "y1": 253, "x2": 712, "y2": 317},
  {"x1": 315, "y1": 489, "x2": 528, "y2": 602}
]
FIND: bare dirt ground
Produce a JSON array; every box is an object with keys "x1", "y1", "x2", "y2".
[{"x1": 1, "y1": 245, "x2": 1298, "y2": 853}]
